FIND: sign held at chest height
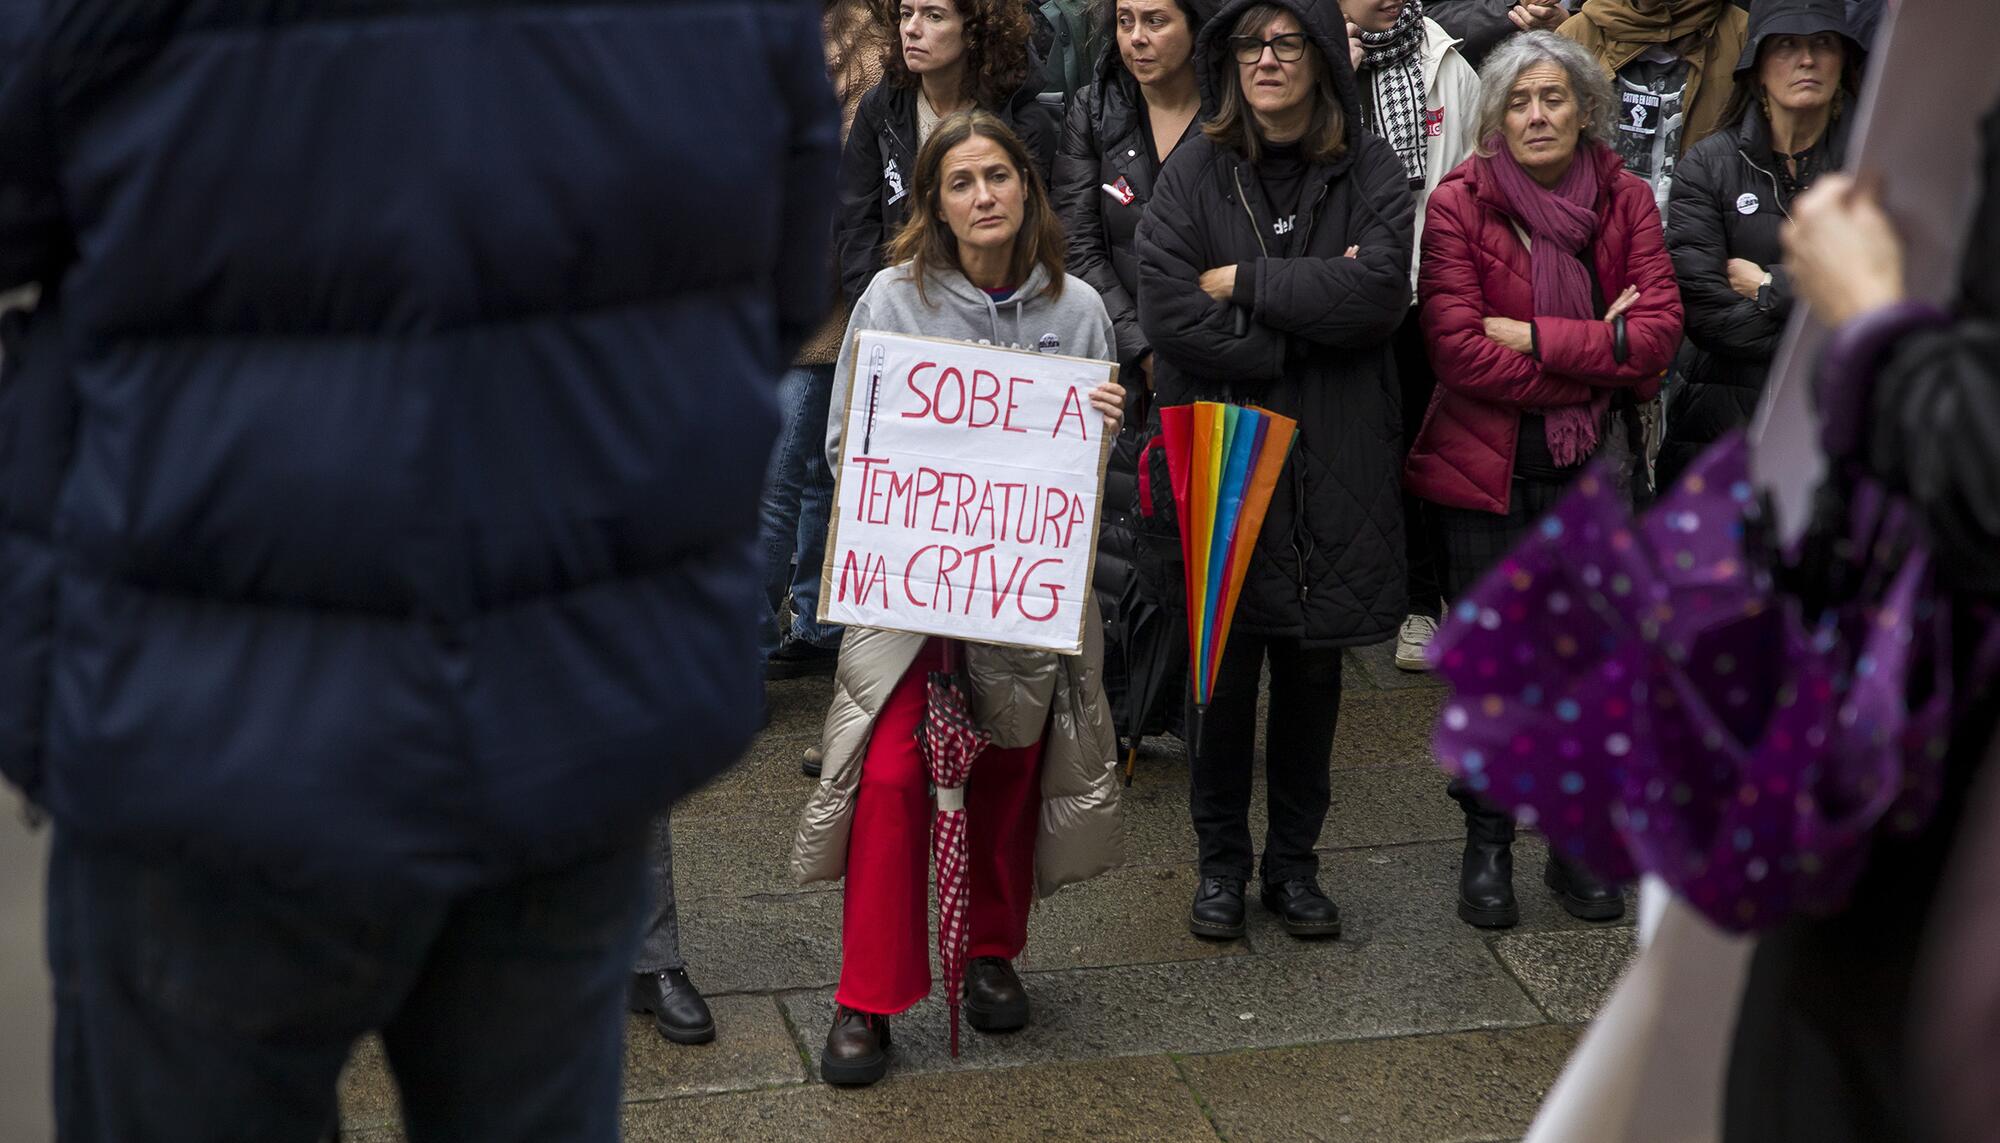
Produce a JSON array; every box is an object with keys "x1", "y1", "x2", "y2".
[{"x1": 820, "y1": 331, "x2": 1117, "y2": 654}]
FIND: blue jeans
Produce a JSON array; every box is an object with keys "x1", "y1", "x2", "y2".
[
  {"x1": 756, "y1": 364, "x2": 842, "y2": 659},
  {"x1": 48, "y1": 833, "x2": 647, "y2": 1143}
]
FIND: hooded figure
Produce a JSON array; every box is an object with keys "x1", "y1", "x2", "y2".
[
  {"x1": 1135, "y1": 0, "x2": 1416, "y2": 942},
  {"x1": 1560, "y1": 0, "x2": 1753, "y2": 208},
  {"x1": 1660, "y1": 0, "x2": 1863, "y2": 488}
]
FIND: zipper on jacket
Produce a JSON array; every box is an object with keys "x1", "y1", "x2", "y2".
[{"x1": 1232, "y1": 165, "x2": 1272, "y2": 257}]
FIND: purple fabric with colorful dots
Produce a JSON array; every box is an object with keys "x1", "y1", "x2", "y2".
[{"x1": 1429, "y1": 432, "x2": 1957, "y2": 933}]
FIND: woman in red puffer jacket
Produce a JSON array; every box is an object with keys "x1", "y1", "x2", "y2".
[{"x1": 1403, "y1": 30, "x2": 1683, "y2": 934}]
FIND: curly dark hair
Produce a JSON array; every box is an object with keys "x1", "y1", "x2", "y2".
[{"x1": 873, "y1": 0, "x2": 1035, "y2": 111}]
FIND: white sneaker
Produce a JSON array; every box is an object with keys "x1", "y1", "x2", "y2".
[{"x1": 1394, "y1": 612, "x2": 1439, "y2": 672}]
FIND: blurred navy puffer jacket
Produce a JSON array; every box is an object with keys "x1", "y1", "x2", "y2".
[{"x1": 0, "y1": 0, "x2": 838, "y2": 890}]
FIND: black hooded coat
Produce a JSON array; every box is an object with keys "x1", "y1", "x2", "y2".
[
  {"x1": 1660, "y1": 0, "x2": 1862, "y2": 487},
  {"x1": 1136, "y1": 0, "x2": 1416, "y2": 647}
]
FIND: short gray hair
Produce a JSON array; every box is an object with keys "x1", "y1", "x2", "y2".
[{"x1": 1473, "y1": 31, "x2": 1617, "y2": 155}]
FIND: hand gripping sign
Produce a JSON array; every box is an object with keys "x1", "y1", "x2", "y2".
[{"x1": 819, "y1": 331, "x2": 1117, "y2": 654}]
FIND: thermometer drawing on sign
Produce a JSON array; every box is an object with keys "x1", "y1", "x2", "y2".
[{"x1": 861, "y1": 342, "x2": 887, "y2": 455}]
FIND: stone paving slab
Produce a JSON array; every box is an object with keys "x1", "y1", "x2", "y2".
[
  {"x1": 1348, "y1": 640, "x2": 1448, "y2": 691},
  {"x1": 620, "y1": 1055, "x2": 1219, "y2": 1142},
  {"x1": 1176, "y1": 1025, "x2": 1583, "y2": 1143},
  {"x1": 1119, "y1": 764, "x2": 1466, "y2": 868},
  {"x1": 623, "y1": 995, "x2": 808, "y2": 1100},
  {"x1": 678, "y1": 888, "x2": 845, "y2": 995},
  {"x1": 1493, "y1": 927, "x2": 1638, "y2": 1023},
  {"x1": 1020, "y1": 862, "x2": 1254, "y2": 971},
  {"x1": 777, "y1": 930, "x2": 1543, "y2": 1079}
]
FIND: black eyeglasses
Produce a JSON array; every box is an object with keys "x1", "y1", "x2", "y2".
[{"x1": 1230, "y1": 32, "x2": 1307, "y2": 64}]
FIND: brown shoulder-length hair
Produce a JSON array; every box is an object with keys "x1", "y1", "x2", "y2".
[
  {"x1": 1202, "y1": 4, "x2": 1347, "y2": 164},
  {"x1": 886, "y1": 109, "x2": 1065, "y2": 306},
  {"x1": 873, "y1": 0, "x2": 1033, "y2": 112}
]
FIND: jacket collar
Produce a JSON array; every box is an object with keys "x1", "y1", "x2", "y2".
[{"x1": 1732, "y1": 102, "x2": 1856, "y2": 163}]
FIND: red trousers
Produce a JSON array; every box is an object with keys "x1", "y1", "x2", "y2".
[{"x1": 835, "y1": 640, "x2": 1044, "y2": 1016}]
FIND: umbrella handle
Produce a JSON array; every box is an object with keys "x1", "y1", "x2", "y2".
[{"x1": 939, "y1": 637, "x2": 964, "y2": 675}]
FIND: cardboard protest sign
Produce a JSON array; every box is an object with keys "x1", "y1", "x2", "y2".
[
  {"x1": 1751, "y1": 0, "x2": 2000, "y2": 543},
  {"x1": 819, "y1": 331, "x2": 1117, "y2": 654}
]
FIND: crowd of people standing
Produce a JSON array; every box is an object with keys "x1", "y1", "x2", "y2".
[
  {"x1": 629, "y1": 0, "x2": 1888, "y2": 1095},
  {"x1": 17, "y1": 0, "x2": 1991, "y2": 1139}
]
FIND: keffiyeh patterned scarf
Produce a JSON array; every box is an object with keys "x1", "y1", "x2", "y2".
[{"x1": 1358, "y1": 0, "x2": 1429, "y2": 184}]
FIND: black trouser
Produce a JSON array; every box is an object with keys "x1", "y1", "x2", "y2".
[
  {"x1": 1189, "y1": 631, "x2": 1343, "y2": 885},
  {"x1": 1393, "y1": 308, "x2": 1445, "y2": 615}
]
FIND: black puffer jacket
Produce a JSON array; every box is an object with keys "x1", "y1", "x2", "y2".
[
  {"x1": 1661, "y1": 107, "x2": 1853, "y2": 487},
  {"x1": 1136, "y1": 0, "x2": 1416, "y2": 647},
  {"x1": 1054, "y1": 53, "x2": 1201, "y2": 370},
  {"x1": 833, "y1": 78, "x2": 1059, "y2": 304}
]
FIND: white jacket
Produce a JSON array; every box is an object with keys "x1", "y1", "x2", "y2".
[{"x1": 1411, "y1": 17, "x2": 1483, "y2": 292}]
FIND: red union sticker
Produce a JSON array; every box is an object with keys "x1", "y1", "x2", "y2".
[
  {"x1": 1101, "y1": 177, "x2": 1136, "y2": 206},
  {"x1": 1424, "y1": 107, "x2": 1446, "y2": 138}
]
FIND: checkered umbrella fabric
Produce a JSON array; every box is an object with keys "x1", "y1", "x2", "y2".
[{"x1": 916, "y1": 641, "x2": 990, "y2": 1057}]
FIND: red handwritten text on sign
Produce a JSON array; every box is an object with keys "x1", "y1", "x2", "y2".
[{"x1": 820, "y1": 332, "x2": 1115, "y2": 653}]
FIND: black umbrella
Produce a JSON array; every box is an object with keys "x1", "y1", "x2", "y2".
[{"x1": 1096, "y1": 402, "x2": 1188, "y2": 785}]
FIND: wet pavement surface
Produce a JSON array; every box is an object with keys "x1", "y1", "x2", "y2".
[{"x1": 338, "y1": 640, "x2": 1634, "y2": 1142}]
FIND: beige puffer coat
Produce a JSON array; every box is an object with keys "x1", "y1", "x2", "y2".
[{"x1": 790, "y1": 608, "x2": 1126, "y2": 898}]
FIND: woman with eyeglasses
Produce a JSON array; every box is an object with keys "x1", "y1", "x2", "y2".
[
  {"x1": 1136, "y1": 0, "x2": 1416, "y2": 943},
  {"x1": 835, "y1": 0, "x2": 1059, "y2": 305}
]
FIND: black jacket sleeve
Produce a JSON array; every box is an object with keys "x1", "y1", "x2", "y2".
[
  {"x1": 1425, "y1": 0, "x2": 1519, "y2": 68},
  {"x1": 1136, "y1": 152, "x2": 1288, "y2": 383},
  {"x1": 1053, "y1": 96, "x2": 1146, "y2": 367},
  {"x1": 1010, "y1": 98, "x2": 1062, "y2": 187},
  {"x1": 1250, "y1": 139, "x2": 1415, "y2": 348},
  {"x1": 1865, "y1": 322, "x2": 2000, "y2": 591},
  {"x1": 1666, "y1": 141, "x2": 1785, "y2": 370},
  {"x1": 768, "y1": 6, "x2": 841, "y2": 363},
  {"x1": 834, "y1": 87, "x2": 891, "y2": 306}
]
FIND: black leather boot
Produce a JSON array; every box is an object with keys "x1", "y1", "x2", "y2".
[
  {"x1": 1259, "y1": 878, "x2": 1342, "y2": 938},
  {"x1": 629, "y1": 968, "x2": 716, "y2": 1045},
  {"x1": 1545, "y1": 853, "x2": 1627, "y2": 921},
  {"x1": 820, "y1": 1005, "x2": 891, "y2": 1086},
  {"x1": 1450, "y1": 780, "x2": 1518, "y2": 929},
  {"x1": 1188, "y1": 875, "x2": 1247, "y2": 939},
  {"x1": 963, "y1": 956, "x2": 1030, "y2": 1032}
]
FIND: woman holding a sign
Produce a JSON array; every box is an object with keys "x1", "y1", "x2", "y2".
[
  {"x1": 1135, "y1": 0, "x2": 1417, "y2": 942},
  {"x1": 794, "y1": 110, "x2": 1128, "y2": 1087}
]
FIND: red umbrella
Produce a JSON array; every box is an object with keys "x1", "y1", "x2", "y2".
[{"x1": 915, "y1": 639, "x2": 991, "y2": 1057}]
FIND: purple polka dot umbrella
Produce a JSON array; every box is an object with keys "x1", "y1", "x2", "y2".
[{"x1": 1429, "y1": 432, "x2": 1976, "y2": 932}]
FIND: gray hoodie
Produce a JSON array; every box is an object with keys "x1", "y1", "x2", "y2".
[{"x1": 826, "y1": 261, "x2": 1117, "y2": 468}]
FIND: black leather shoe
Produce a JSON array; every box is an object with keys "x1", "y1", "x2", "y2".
[
  {"x1": 767, "y1": 635, "x2": 839, "y2": 680},
  {"x1": 628, "y1": 969, "x2": 715, "y2": 1045},
  {"x1": 1545, "y1": 854, "x2": 1626, "y2": 922},
  {"x1": 1189, "y1": 876, "x2": 1247, "y2": 939},
  {"x1": 1458, "y1": 840, "x2": 1519, "y2": 928},
  {"x1": 820, "y1": 1005, "x2": 891, "y2": 1086},
  {"x1": 1259, "y1": 878, "x2": 1342, "y2": 938},
  {"x1": 963, "y1": 956, "x2": 1030, "y2": 1032}
]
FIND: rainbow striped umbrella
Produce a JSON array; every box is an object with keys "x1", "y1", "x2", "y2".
[{"x1": 1157, "y1": 402, "x2": 1298, "y2": 749}]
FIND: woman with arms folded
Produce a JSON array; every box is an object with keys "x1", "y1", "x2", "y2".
[{"x1": 1403, "y1": 30, "x2": 1683, "y2": 931}]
